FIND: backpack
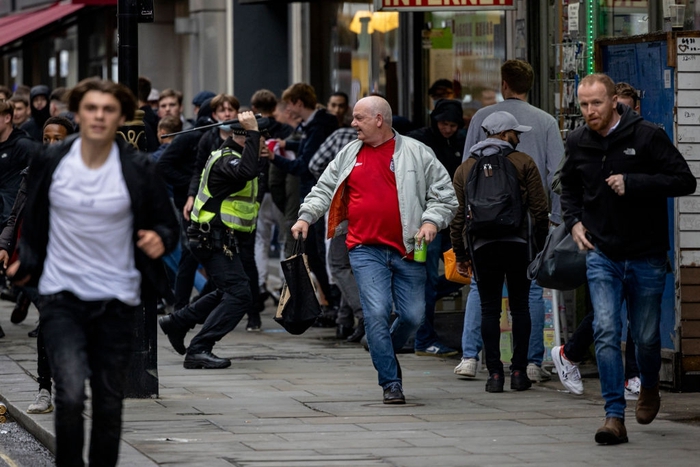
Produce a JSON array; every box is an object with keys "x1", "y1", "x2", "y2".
[{"x1": 465, "y1": 147, "x2": 523, "y2": 238}]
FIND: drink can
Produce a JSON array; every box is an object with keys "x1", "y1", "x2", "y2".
[{"x1": 414, "y1": 237, "x2": 427, "y2": 262}]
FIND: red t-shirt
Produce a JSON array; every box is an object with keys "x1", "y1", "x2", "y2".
[{"x1": 345, "y1": 138, "x2": 406, "y2": 255}]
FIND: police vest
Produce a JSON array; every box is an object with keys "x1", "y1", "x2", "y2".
[{"x1": 191, "y1": 148, "x2": 259, "y2": 232}]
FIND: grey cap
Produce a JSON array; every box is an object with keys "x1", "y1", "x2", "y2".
[{"x1": 481, "y1": 111, "x2": 531, "y2": 135}]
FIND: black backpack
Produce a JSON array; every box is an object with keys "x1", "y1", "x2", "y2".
[{"x1": 465, "y1": 147, "x2": 523, "y2": 238}]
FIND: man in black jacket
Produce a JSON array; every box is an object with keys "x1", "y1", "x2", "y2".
[
  {"x1": 19, "y1": 85, "x2": 51, "y2": 142},
  {"x1": 560, "y1": 73, "x2": 697, "y2": 445},
  {"x1": 9, "y1": 78, "x2": 179, "y2": 467},
  {"x1": 408, "y1": 99, "x2": 465, "y2": 357},
  {"x1": 0, "y1": 100, "x2": 41, "y2": 229}
]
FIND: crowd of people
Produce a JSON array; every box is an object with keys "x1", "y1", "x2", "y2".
[{"x1": 0, "y1": 57, "x2": 694, "y2": 466}]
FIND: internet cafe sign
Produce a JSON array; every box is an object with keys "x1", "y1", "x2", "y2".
[{"x1": 375, "y1": 0, "x2": 516, "y2": 11}]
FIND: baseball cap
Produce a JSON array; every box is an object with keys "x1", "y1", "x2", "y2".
[
  {"x1": 192, "y1": 90, "x2": 215, "y2": 107},
  {"x1": 481, "y1": 111, "x2": 531, "y2": 135},
  {"x1": 147, "y1": 88, "x2": 160, "y2": 102}
]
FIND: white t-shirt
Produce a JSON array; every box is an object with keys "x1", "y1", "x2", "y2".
[{"x1": 39, "y1": 138, "x2": 141, "y2": 305}]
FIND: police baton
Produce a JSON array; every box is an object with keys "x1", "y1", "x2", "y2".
[{"x1": 160, "y1": 114, "x2": 266, "y2": 138}]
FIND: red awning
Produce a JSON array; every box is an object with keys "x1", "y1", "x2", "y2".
[{"x1": 0, "y1": 3, "x2": 85, "y2": 48}]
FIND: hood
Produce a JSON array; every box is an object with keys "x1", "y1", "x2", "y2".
[
  {"x1": 430, "y1": 99, "x2": 464, "y2": 133},
  {"x1": 469, "y1": 138, "x2": 514, "y2": 158},
  {"x1": 29, "y1": 84, "x2": 51, "y2": 129},
  {"x1": 195, "y1": 97, "x2": 214, "y2": 127},
  {"x1": 614, "y1": 102, "x2": 644, "y2": 134}
]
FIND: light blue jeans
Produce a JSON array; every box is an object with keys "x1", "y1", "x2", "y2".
[
  {"x1": 462, "y1": 278, "x2": 544, "y2": 364},
  {"x1": 349, "y1": 245, "x2": 426, "y2": 389},
  {"x1": 587, "y1": 249, "x2": 666, "y2": 419}
]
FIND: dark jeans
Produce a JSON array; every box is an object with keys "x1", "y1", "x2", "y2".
[
  {"x1": 474, "y1": 242, "x2": 531, "y2": 376},
  {"x1": 415, "y1": 231, "x2": 464, "y2": 349},
  {"x1": 21, "y1": 286, "x2": 51, "y2": 391},
  {"x1": 328, "y1": 234, "x2": 363, "y2": 327},
  {"x1": 40, "y1": 292, "x2": 137, "y2": 467},
  {"x1": 235, "y1": 231, "x2": 260, "y2": 320},
  {"x1": 564, "y1": 286, "x2": 640, "y2": 379},
  {"x1": 170, "y1": 241, "x2": 251, "y2": 353}
]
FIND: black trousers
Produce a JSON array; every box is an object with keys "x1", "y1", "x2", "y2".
[
  {"x1": 40, "y1": 292, "x2": 137, "y2": 467},
  {"x1": 170, "y1": 240, "x2": 251, "y2": 353},
  {"x1": 474, "y1": 242, "x2": 532, "y2": 376}
]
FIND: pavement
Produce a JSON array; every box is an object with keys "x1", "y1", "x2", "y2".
[{"x1": 2, "y1": 296, "x2": 700, "y2": 467}]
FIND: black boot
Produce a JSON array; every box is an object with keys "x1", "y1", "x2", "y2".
[
  {"x1": 11, "y1": 291, "x2": 31, "y2": 324},
  {"x1": 346, "y1": 318, "x2": 365, "y2": 343}
]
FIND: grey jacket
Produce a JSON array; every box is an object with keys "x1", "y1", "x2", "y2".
[{"x1": 298, "y1": 131, "x2": 458, "y2": 254}]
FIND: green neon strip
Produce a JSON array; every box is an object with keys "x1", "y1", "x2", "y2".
[{"x1": 587, "y1": 0, "x2": 595, "y2": 74}]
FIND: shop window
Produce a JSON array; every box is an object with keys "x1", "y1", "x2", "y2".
[{"x1": 423, "y1": 10, "x2": 506, "y2": 122}]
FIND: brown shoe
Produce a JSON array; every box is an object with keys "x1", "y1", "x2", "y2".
[
  {"x1": 594, "y1": 417, "x2": 628, "y2": 445},
  {"x1": 635, "y1": 383, "x2": 660, "y2": 425}
]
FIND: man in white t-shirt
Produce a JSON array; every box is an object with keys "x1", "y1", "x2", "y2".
[{"x1": 9, "y1": 78, "x2": 178, "y2": 467}]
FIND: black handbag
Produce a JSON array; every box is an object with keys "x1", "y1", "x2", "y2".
[
  {"x1": 274, "y1": 239, "x2": 322, "y2": 335},
  {"x1": 527, "y1": 223, "x2": 588, "y2": 290}
]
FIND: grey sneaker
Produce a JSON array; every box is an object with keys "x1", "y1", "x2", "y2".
[
  {"x1": 527, "y1": 363, "x2": 551, "y2": 382},
  {"x1": 454, "y1": 357, "x2": 478, "y2": 377},
  {"x1": 27, "y1": 389, "x2": 54, "y2": 414}
]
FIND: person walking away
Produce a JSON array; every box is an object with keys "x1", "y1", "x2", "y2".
[{"x1": 451, "y1": 111, "x2": 548, "y2": 393}]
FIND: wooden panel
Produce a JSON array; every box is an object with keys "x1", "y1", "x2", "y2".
[
  {"x1": 678, "y1": 125, "x2": 700, "y2": 143},
  {"x1": 678, "y1": 91, "x2": 700, "y2": 107},
  {"x1": 681, "y1": 268, "x2": 700, "y2": 285},
  {"x1": 679, "y1": 197, "x2": 700, "y2": 213},
  {"x1": 678, "y1": 107, "x2": 700, "y2": 125},
  {"x1": 679, "y1": 213, "x2": 700, "y2": 230},
  {"x1": 682, "y1": 338, "x2": 700, "y2": 355},
  {"x1": 681, "y1": 285, "x2": 700, "y2": 302},
  {"x1": 678, "y1": 74, "x2": 700, "y2": 91},
  {"x1": 682, "y1": 320, "x2": 700, "y2": 337},
  {"x1": 678, "y1": 53, "x2": 700, "y2": 72},
  {"x1": 678, "y1": 143, "x2": 700, "y2": 160},
  {"x1": 681, "y1": 302, "x2": 700, "y2": 319},
  {"x1": 681, "y1": 250, "x2": 700, "y2": 267},
  {"x1": 682, "y1": 355, "x2": 700, "y2": 372},
  {"x1": 680, "y1": 231, "x2": 700, "y2": 248}
]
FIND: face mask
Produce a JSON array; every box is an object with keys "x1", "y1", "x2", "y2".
[{"x1": 219, "y1": 124, "x2": 232, "y2": 132}]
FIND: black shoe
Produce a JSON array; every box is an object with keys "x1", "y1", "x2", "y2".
[
  {"x1": 246, "y1": 313, "x2": 262, "y2": 332},
  {"x1": 485, "y1": 373, "x2": 505, "y2": 393},
  {"x1": 10, "y1": 291, "x2": 31, "y2": 324},
  {"x1": 383, "y1": 383, "x2": 405, "y2": 404},
  {"x1": 336, "y1": 324, "x2": 353, "y2": 339},
  {"x1": 28, "y1": 325, "x2": 39, "y2": 338},
  {"x1": 510, "y1": 370, "x2": 532, "y2": 391},
  {"x1": 0, "y1": 286, "x2": 16, "y2": 303},
  {"x1": 346, "y1": 319, "x2": 365, "y2": 343},
  {"x1": 158, "y1": 315, "x2": 188, "y2": 355},
  {"x1": 0, "y1": 325, "x2": 5, "y2": 339},
  {"x1": 183, "y1": 350, "x2": 231, "y2": 369}
]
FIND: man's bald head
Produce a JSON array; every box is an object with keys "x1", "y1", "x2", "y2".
[{"x1": 352, "y1": 96, "x2": 394, "y2": 146}]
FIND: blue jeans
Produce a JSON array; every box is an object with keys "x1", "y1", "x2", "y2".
[
  {"x1": 463, "y1": 278, "x2": 543, "y2": 364},
  {"x1": 349, "y1": 245, "x2": 426, "y2": 388},
  {"x1": 415, "y1": 231, "x2": 464, "y2": 350},
  {"x1": 587, "y1": 249, "x2": 666, "y2": 419}
]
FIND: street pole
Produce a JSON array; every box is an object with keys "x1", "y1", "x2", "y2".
[{"x1": 118, "y1": 0, "x2": 158, "y2": 399}]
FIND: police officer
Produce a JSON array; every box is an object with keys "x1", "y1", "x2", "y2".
[{"x1": 159, "y1": 111, "x2": 265, "y2": 369}]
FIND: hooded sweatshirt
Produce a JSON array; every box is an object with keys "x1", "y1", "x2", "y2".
[
  {"x1": 407, "y1": 99, "x2": 465, "y2": 179},
  {"x1": 0, "y1": 128, "x2": 41, "y2": 227},
  {"x1": 19, "y1": 85, "x2": 51, "y2": 142}
]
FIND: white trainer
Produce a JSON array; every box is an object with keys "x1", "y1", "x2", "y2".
[
  {"x1": 551, "y1": 345, "x2": 584, "y2": 395},
  {"x1": 27, "y1": 388, "x2": 54, "y2": 414},
  {"x1": 454, "y1": 357, "x2": 478, "y2": 377},
  {"x1": 527, "y1": 363, "x2": 551, "y2": 382},
  {"x1": 624, "y1": 376, "x2": 641, "y2": 400}
]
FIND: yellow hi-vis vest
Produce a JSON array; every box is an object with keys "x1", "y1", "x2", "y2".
[{"x1": 191, "y1": 148, "x2": 259, "y2": 232}]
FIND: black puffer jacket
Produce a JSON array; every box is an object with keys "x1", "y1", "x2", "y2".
[
  {"x1": 560, "y1": 104, "x2": 697, "y2": 260},
  {"x1": 407, "y1": 99, "x2": 465, "y2": 179}
]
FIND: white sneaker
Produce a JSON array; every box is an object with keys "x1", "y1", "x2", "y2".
[
  {"x1": 27, "y1": 388, "x2": 54, "y2": 414},
  {"x1": 624, "y1": 376, "x2": 641, "y2": 400},
  {"x1": 454, "y1": 357, "x2": 478, "y2": 377},
  {"x1": 551, "y1": 345, "x2": 584, "y2": 395},
  {"x1": 527, "y1": 363, "x2": 551, "y2": 382}
]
